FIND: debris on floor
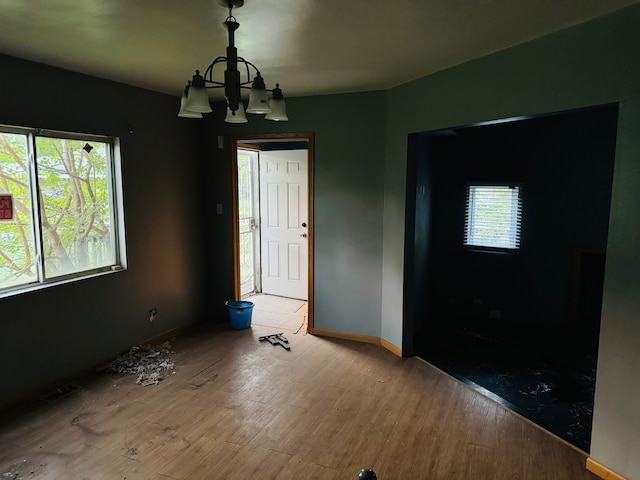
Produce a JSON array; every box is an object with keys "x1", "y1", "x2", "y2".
[
  {"x1": 521, "y1": 381, "x2": 552, "y2": 396},
  {"x1": 2, "y1": 458, "x2": 43, "y2": 480},
  {"x1": 96, "y1": 342, "x2": 175, "y2": 386},
  {"x1": 259, "y1": 333, "x2": 291, "y2": 351},
  {"x1": 294, "y1": 304, "x2": 308, "y2": 335},
  {"x1": 2, "y1": 465, "x2": 20, "y2": 479}
]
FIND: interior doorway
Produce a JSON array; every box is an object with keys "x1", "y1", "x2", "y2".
[{"x1": 230, "y1": 133, "x2": 314, "y2": 332}]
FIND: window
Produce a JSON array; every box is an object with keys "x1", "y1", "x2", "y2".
[
  {"x1": 0, "y1": 126, "x2": 125, "y2": 295},
  {"x1": 464, "y1": 184, "x2": 522, "y2": 250}
]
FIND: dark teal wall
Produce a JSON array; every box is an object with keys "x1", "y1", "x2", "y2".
[
  {"x1": 0, "y1": 54, "x2": 207, "y2": 407},
  {"x1": 382, "y1": 5, "x2": 640, "y2": 477},
  {"x1": 204, "y1": 91, "x2": 387, "y2": 337}
]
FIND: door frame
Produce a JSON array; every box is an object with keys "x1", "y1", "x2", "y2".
[{"x1": 229, "y1": 132, "x2": 315, "y2": 332}]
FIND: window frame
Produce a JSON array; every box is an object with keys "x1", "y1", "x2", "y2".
[
  {"x1": 0, "y1": 124, "x2": 127, "y2": 298},
  {"x1": 463, "y1": 182, "x2": 523, "y2": 253}
]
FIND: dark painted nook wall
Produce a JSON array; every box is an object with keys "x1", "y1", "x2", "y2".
[
  {"x1": 425, "y1": 107, "x2": 617, "y2": 329},
  {"x1": 0, "y1": 54, "x2": 207, "y2": 407}
]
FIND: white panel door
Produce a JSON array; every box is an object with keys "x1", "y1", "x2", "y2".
[{"x1": 260, "y1": 149, "x2": 308, "y2": 300}]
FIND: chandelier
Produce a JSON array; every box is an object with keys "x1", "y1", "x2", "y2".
[{"x1": 177, "y1": 0, "x2": 288, "y2": 123}]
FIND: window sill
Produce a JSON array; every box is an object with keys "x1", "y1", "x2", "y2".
[
  {"x1": 464, "y1": 246, "x2": 519, "y2": 255},
  {"x1": 0, "y1": 266, "x2": 126, "y2": 300}
]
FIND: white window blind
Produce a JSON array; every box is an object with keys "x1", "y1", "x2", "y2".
[{"x1": 464, "y1": 185, "x2": 522, "y2": 250}]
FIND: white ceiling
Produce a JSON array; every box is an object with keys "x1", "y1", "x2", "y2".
[{"x1": 0, "y1": 0, "x2": 638, "y2": 100}]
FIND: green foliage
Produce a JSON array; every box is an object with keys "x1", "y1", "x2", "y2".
[
  {"x1": 0, "y1": 132, "x2": 115, "y2": 290},
  {"x1": 237, "y1": 152, "x2": 252, "y2": 219},
  {"x1": 237, "y1": 152, "x2": 255, "y2": 289},
  {"x1": 0, "y1": 133, "x2": 36, "y2": 288}
]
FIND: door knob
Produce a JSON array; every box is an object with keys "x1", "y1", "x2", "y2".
[{"x1": 300, "y1": 233, "x2": 308, "y2": 238}]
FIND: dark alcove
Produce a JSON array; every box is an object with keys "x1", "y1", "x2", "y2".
[{"x1": 404, "y1": 104, "x2": 619, "y2": 452}]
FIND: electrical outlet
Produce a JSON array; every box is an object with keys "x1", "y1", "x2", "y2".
[{"x1": 149, "y1": 308, "x2": 157, "y2": 323}]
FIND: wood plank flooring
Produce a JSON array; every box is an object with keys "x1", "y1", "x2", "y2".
[{"x1": 0, "y1": 323, "x2": 599, "y2": 479}]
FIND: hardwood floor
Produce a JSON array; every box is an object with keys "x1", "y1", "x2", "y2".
[{"x1": 0, "y1": 323, "x2": 599, "y2": 479}]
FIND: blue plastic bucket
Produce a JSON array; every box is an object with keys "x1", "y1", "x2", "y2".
[{"x1": 226, "y1": 300, "x2": 254, "y2": 329}]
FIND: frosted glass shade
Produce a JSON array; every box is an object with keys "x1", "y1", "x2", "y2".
[
  {"x1": 184, "y1": 85, "x2": 212, "y2": 113},
  {"x1": 246, "y1": 86, "x2": 271, "y2": 114},
  {"x1": 177, "y1": 95, "x2": 203, "y2": 118},
  {"x1": 225, "y1": 102, "x2": 248, "y2": 123},
  {"x1": 265, "y1": 98, "x2": 288, "y2": 121}
]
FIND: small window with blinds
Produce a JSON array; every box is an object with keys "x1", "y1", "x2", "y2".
[{"x1": 464, "y1": 184, "x2": 522, "y2": 250}]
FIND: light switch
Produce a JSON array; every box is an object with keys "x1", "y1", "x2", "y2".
[{"x1": 216, "y1": 203, "x2": 223, "y2": 215}]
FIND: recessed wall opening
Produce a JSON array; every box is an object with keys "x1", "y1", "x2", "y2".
[{"x1": 404, "y1": 104, "x2": 619, "y2": 453}]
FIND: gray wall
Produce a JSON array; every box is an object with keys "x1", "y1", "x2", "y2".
[
  {"x1": 0, "y1": 54, "x2": 207, "y2": 407},
  {"x1": 382, "y1": 5, "x2": 640, "y2": 477}
]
